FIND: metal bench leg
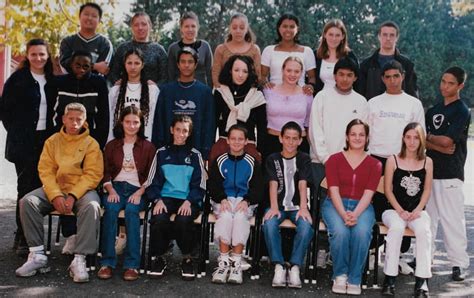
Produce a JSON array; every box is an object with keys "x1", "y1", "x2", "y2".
[{"x1": 47, "y1": 214, "x2": 53, "y2": 255}]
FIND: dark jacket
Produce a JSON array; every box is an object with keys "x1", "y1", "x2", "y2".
[
  {"x1": 314, "y1": 50, "x2": 359, "y2": 94},
  {"x1": 208, "y1": 152, "x2": 264, "y2": 205},
  {"x1": 103, "y1": 137, "x2": 156, "y2": 185},
  {"x1": 0, "y1": 68, "x2": 57, "y2": 163},
  {"x1": 53, "y1": 72, "x2": 109, "y2": 148},
  {"x1": 358, "y1": 48, "x2": 419, "y2": 100}
]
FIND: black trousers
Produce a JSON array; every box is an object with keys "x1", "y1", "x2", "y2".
[{"x1": 149, "y1": 198, "x2": 199, "y2": 257}]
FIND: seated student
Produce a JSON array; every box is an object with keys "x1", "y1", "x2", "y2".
[
  {"x1": 15, "y1": 103, "x2": 103, "y2": 283},
  {"x1": 262, "y1": 121, "x2": 314, "y2": 289},
  {"x1": 97, "y1": 106, "x2": 156, "y2": 281},
  {"x1": 382, "y1": 122, "x2": 433, "y2": 297},
  {"x1": 146, "y1": 115, "x2": 205, "y2": 280},
  {"x1": 209, "y1": 124, "x2": 264, "y2": 285},
  {"x1": 322, "y1": 119, "x2": 382, "y2": 296}
]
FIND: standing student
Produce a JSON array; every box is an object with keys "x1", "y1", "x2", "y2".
[
  {"x1": 209, "y1": 125, "x2": 263, "y2": 285},
  {"x1": 322, "y1": 119, "x2": 382, "y2": 296},
  {"x1": 0, "y1": 39, "x2": 57, "y2": 256},
  {"x1": 261, "y1": 13, "x2": 316, "y2": 95},
  {"x1": 108, "y1": 48, "x2": 159, "y2": 142},
  {"x1": 15, "y1": 103, "x2": 103, "y2": 283},
  {"x1": 168, "y1": 11, "x2": 213, "y2": 86},
  {"x1": 263, "y1": 121, "x2": 313, "y2": 289},
  {"x1": 59, "y1": 2, "x2": 113, "y2": 75},
  {"x1": 98, "y1": 106, "x2": 156, "y2": 281},
  {"x1": 314, "y1": 19, "x2": 358, "y2": 94},
  {"x1": 359, "y1": 21, "x2": 418, "y2": 100},
  {"x1": 212, "y1": 13, "x2": 261, "y2": 87},
  {"x1": 152, "y1": 47, "x2": 215, "y2": 160},
  {"x1": 108, "y1": 12, "x2": 168, "y2": 85},
  {"x1": 146, "y1": 116, "x2": 206, "y2": 280},
  {"x1": 425, "y1": 67, "x2": 471, "y2": 281},
  {"x1": 382, "y1": 122, "x2": 433, "y2": 297},
  {"x1": 210, "y1": 55, "x2": 266, "y2": 164}
]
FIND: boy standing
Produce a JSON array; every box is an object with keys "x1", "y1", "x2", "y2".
[
  {"x1": 263, "y1": 121, "x2": 314, "y2": 289},
  {"x1": 15, "y1": 103, "x2": 103, "y2": 283}
]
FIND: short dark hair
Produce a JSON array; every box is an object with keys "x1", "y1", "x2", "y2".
[
  {"x1": 71, "y1": 50, "x2": 93, "y2": 62},
  {"x1": 112, "y1": 106, "x2": 146, "y2": 140},
  {"x1": 276, "y1": 13, "x2": 300, "y2": 43},
  {"x1": 177, "y1": 47, "x2": 198, "y2": 64},
  {"x1": 170, "y1": 115, "x2": 194, "y2": 146},
  {"x1": 444, "y1": 66, "x2": 467, "y2": 84},
  {"x1": 344, "y1": 119, "x2": 369, "y2": 151},
  {"x1": 334, "y1": 57, "x2": 359, "y2": 77},
  {"x1": 218, "y1": 55, "x2": 258, "y2": 88},
  {"x1": 180, "y1": 11, "x2": 199, "y2": 27},
  {"x1": 79, "y1": 2, "x2": 102, "y2": 19},
  {"x1": 382, "y1": 60, "x2": 404, "y2": 76},
  {"x1": 228, "y1": 124, "x2": 248, "y2": 139},
  {"x1": 378, "y1": 20, "x2": 399, "y2": 36},
  {"x1": 280, "y1": 121, "x2": 302, "y2": 138}
]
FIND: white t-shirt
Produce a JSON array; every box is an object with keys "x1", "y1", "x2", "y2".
[
  {"x1": 261, "y1": 45, "x2": 316, "y2": 86},
  {"x1": 319, "y1": 60, "x2": 336, "y2": 90},
  {"x1": 31, "y1": 71, "x2": 47, "y2": 130},
  {"x1": 108, "y1": 82, "x2": 160, "y2": 142},
  {"x1": 368, "y1": 92, "x2": 425, "y2": 158},
  {"x1": 114, "y1": 142, "x2": 140, "y2": 187}
]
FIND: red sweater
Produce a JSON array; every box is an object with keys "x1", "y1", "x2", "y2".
[{"x1": 325, "y1": 152, "x2": 382, "y2": 200}]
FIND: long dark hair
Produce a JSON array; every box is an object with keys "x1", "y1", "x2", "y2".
[
  {"x1": 218, "y1": 55, "x2": 258, "y2": 90},
  {"x1": 19, "y1": 39, "x2": 54, "y2": 80},
  {"x1": 114, "y1": 48, "x2": 150, "y2": 128},
  {"x1": 113, "y1": 105, "x2": 146, "y2": 139},
  {"x1": 275, "y1": 13, "x2": 300, "y2": 43}
]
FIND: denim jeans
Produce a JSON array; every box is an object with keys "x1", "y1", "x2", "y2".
[
  {"x1": 322, "y1": 198, "x2": 375, "y2": 285},
  {"x1": 262, "y1": 209, "x2": 314, "y2": 267},
  {"x1": 100, "y1": 181, "x2": 144, "y2": 269}
]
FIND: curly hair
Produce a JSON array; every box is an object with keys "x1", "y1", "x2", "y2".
[{"x1": 113, "y1": 48, "x2": 150, "y2": 129}]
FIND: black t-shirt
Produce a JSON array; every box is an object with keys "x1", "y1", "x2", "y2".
[{"x1": 425, "y1": 99, "x2": 470, "y2": 180}]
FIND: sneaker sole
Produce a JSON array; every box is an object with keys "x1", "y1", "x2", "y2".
[
  {"x1": 227, "y1": 278, "x2": 243, "y2": 284},
  {"x1": 272, "y1": 283, "x2": 286, "y2": 288},
  {"x1": 69, "y1": 271, "x2": 89, "y2": 283},
  {"x1": 16, "y1": 266, "x2": 51, "y2": 277},
  {"x1": 211, "y1": 278, "x2": 227, "y2": 284},
  {"x1": 181, "y1": 274, "x2": 195, "y2": 281},
  {"x1": 288, "y1": 283, "x2": 302, "y2": 289}
]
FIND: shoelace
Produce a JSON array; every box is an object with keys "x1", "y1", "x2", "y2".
[{"x1": 213, "y1": 261, "x2": 229, "y2": 274}]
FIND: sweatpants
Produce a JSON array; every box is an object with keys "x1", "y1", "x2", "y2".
[{"x1": 19, "y1": 187, "x2": 101, "y2": 255}]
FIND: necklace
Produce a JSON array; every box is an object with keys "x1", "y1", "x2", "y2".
[
  {"x1": 178, "y1": 80, "x2": 196, "y2": 89},
  {"x1": 127, "y1": 83, "x2": 141, "y2": 92}
]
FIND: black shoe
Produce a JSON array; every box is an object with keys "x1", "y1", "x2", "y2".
[
  {"x1": 181, "y1": 258, "x2": 195, "y2": 281},
  {"x1": 381, "y1": 275, "x2": 396, "y2": 296},
  {"x1": 452, "y1": 266, "x2": 465, "y2": 281},
  {"x1": 149, "y1": 256, "x2": 167, "y2": 278},
  {"x1": 14, "y1": 233, "x2": 29, "y2": 257},
  {"x1": 414, "y1": 277, "x2": 428, "y2": 297}
]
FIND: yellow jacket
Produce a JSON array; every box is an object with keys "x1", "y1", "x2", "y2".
[{"x1": 38, "y1": 125, "x2": 103, "y2": 201}]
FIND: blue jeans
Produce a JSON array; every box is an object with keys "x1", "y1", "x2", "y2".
[
  {"x1": 100, "y1": 181, "x2": 144, "y2": 269},
  {"x1": 322, "y1": 198, "x2": 375, "y2": 285},
  {"x1": 262, "y1": 209, "x2": 314, "y2": 267}
]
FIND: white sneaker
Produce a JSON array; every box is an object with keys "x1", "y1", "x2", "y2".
[
  {"x1": 399, "y1": 259, "x2": 414, "y2": 275},
  {"x1": 212, "y1": 256, "x2": 230, "y2": 284},
  {"x1": 69, "y1": 254, "x2": 89, "y2": 283},
  {"x1": 288, "y1": 265, "x2": 302, "y2": 288},
  {"x1": 272, "y1": 264, "x2": 287, "y2": 288},
  {"x1": 241, "y1": 257, "x2": 251, "y2": 271},
  {"x1": 316, "y1": 250, "x2": 328, "y2": 268},
  {"x1": 227, "y1": 260, "x2": 243, "y2": 284},
  {"x1": 332, "y1": 274, "x2": 347, "y2": 294},
  {"x1": 61, "y1": 235, "x2": 76, "y2": 255},
  {"x1": 15, "y1": 252, "x2": 50, "y2": 277},
  {"x1": 347, "y1": 283, "x2": 361, "y2": 295},
  {"x1": 115, "y1": 233, "x2": 126, "y2": 255}
]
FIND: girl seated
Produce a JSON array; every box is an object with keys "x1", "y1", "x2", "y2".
[{"x1": 98, "y1": 106, "x2": 156, "y2": 281}]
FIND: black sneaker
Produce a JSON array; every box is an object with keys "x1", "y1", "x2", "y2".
[
  {"x1": 452, "y1": 266, "x2": 466, "y2": 281},
  {"x1": 181, "y1": 258, "x2": 195, "y2": 281},
  {"x1": 149, "y1": 256, "x2": 166, "y2": 278}
]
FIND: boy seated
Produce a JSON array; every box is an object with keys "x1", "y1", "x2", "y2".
[
  {"x1": 209, "y1": 125, "x2": 263, "y2": 284},
  {"x1": 15, "y1": 103, "x2": 103, "y2": 283},
  {"x1": 262, "y1": 121, "x2": 314, "y2": 289},
  {"x1": 146, "y1": 116, "x2": 205, "y2": 280}
]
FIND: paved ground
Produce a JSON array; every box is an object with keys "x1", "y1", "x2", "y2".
[{"x1": 0, "y1": 125, "x2": 473, "y2": 297}]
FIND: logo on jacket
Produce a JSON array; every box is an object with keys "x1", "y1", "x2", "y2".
[
  {"x1": 175, "y1": 100, "x2": 196, "y2": 110},
  {"x1": 433, "y1": 114, "x2": 444, "y2": 130},
  {"x1": 185, "y1": 156, "x2": 191, "y2": 164}
]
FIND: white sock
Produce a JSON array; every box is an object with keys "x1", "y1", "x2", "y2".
[
  {"x1": 230, "y1": 253, "x2": 242, "y2": 263},
  {"x1": 29, "y1": 245, "x2": 44, "y2": 254}
]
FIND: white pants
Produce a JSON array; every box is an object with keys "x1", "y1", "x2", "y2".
[
  {"x1": 382, "y1": 209, "x2": 432, "y2": 278},
  {"x1": 425, "y1": 179, "x2": 469, "y2": 268},
  {"x1": 212, "y1": 197, "x2": 255, "y2": 247}
]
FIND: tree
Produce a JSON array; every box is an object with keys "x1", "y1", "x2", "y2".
[{"x1": 0, "y1": 0, "x2": 116, "y2": 57}]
